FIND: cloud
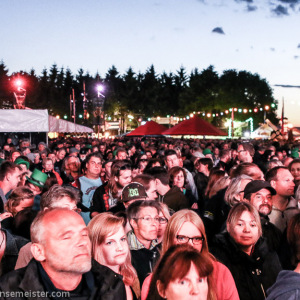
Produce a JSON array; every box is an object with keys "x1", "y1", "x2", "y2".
[
  {"x1": 212, "y1": 27, "x2": 225, "y2": 34},
  {"x1": 275, "y1": 84, "x2": 300, "y2": 88},
  {"x1": 235, "y1": 0, "x2": 253, "y2": 3},
  {"x1": 247, "y1": 5, "x2": 257, "y2": 11},
  {"x1": 272, "y1": 5, "x2": 289, "y2": 15},
  {"x1": 232, "y1": 0, "x2": 300, "y2": 16},
  {"x1": 270, "y1": 47, "x2": 276, "y2": 51},
  {"x1": 278, "y1": 0, "x2": 300, "y2": 4},
  {"x1": 298, "y1": 44, "x2": 300, "y2": 48},
  {"x1": 294, "y1": 55, "x2": 299, "y2": 59}
]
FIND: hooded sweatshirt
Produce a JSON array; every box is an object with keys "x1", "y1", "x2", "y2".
[{"x1": 267, "y1": 270, "x2": 300, "y2": 300}]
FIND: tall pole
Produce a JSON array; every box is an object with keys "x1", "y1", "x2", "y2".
[
  {"x1": 231, "y1": 108, "x2": 234, "y2": 137},
  {"x1": 72, "y1": 88, "x2": 76, "y2": 124},
  {"x1": 70, "y1": 94, "x2": 72, "y2": 119},
  {"x1": 83, "y1": 81, "x2": 87, "y2": 120},
  {"x1": 281, "y1": 97, "x2": 285, "y2": 135}
]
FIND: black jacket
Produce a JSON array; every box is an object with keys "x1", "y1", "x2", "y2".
[
  {"x1": 130, "y1": 246, "x2": 160, "y2": 287},
  {"x1": 91, "y1": 260, "x2": 126, "y2": 300},
  {"x1": 1, "y1": 229, "x2": 29, "y2": 276},
  {"x1": 211, "y1": 232, "x2": 282, "y2": 300},
  {"x1": 0, "y1": 259, "x2": 126, "y2": 300}
]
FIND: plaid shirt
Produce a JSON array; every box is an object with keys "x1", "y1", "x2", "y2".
[{"x1": 127, "y1": 230, "x2": 158, "y2": 251}]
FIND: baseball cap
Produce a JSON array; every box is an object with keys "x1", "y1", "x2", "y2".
[
  {"x1": 244, "y1": 180, "x2": 276, "y2": 200},
  {"x1": 121, "y1": 182, "x2": 147, "y2": 203}
]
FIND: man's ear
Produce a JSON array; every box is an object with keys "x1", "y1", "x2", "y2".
[
  {"x1": 155, "y1": 178, "x2": 161, "y2": 187},
  {"x1": 31, "y1": 243, "x2": 46, "y2": 262},
  {"x1": 114, "y1": 176, "x2": 119, "y2": 183},
  {"x1": 270, "y1": 180, "x2": 276, "y2": 189},
  {"x1": 157, "y1": 280, "x2": 166, "y2": 299},
  {"x1": 6, "y1": 173, "x2": 11, "y2": 182},
  {"x1": 129, "y1": 218, "x2": 138, "y2": 231}
]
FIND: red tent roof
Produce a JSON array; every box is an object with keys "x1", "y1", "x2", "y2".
[
  {"x1": 127, "y1": 121, "x2": 167, "y2": 136},
  {"x1": 163, "y1": 117, "x2": 227, "y2": 136}
]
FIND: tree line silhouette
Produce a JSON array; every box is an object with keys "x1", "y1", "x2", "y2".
[{"x1": 0, "y1": 60, "x2": 278, "y2": 129}]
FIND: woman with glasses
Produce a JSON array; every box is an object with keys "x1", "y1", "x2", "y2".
[
  {"x1": 211, "y1": 202, "x2": 281, "y2": 300},
  {"x1": 141, "y1": 209, "x2": 239, "y2": 300},
  {"x1": 88, "y1": 213, "x2": 140, "y2": 300}
]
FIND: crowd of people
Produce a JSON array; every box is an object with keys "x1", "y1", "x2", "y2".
[{"x1": 0, "y1": 135, "x2": 300, "y2": 299}]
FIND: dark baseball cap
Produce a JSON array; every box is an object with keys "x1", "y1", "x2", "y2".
[
  {"x1": 244, "y1": 180, "x2": 276, "y2": 200},
  {"x1": 121, "y1": 182, "x2": 147, "y2": 203}
]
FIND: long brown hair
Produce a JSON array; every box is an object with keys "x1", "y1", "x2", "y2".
[
  {"x1": 87, "y1": 213, "x2": 137, "y2": 286},
  {"x1": 108, "y1": 160, "x2": 132, "y2": 198}
]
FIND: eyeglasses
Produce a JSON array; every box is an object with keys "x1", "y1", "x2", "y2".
[
  {"x1": 140, "y1": 159, "x2": 148, "y2": 162},
  {"x1": 135, "y1": 216, "x2": 160, "y2": 224},
  {"x1": 158, "y1": 217, "x2": 168, "y2": 224},
  {"x1": 176, "y1": 235, "x2": 205, "y2": 245}
]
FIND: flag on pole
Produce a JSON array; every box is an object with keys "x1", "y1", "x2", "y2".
[{"x1": 281, "y1": 98, "x2": 284, "y2": 135}]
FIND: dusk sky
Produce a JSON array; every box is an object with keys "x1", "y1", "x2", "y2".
[{"x1": 1, "y1": 0, "x2": 300, "y2": 125}]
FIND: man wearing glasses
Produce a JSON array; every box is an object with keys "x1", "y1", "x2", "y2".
[{"x1": 127, "y1": 200, "x2": 163, "y2": 286}]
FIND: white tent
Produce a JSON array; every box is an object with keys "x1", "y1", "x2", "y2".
[
  {"x1": 252, "y1": 123, "x2": 273, "y2": 139},
  {"x1": 0, "y1": 109, "x2": 93, "y2": 133},
  {"x1": 0, "y1": 109, "x2": 49, "y2": 132},
  {"x1": 49, "y1": 116, "x2": 93, "y2": 133}
]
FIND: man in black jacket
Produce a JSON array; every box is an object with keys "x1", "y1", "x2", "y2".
[{"x1": 0, "y1": 208, "x2": 125, "y2": 300}]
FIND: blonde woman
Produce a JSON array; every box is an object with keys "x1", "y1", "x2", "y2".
[
  {"x1": 88, "y1": 213, "x2": 140, "y2": 300},
  {"x1": 141, "y1": 209, "x2": 239, "y2": 300},
  {"x1": 212, "y1": 202, "x2": 281, "y2": 300}
]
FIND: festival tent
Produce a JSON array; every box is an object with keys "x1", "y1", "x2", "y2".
[
  {"x1": 252, "y1": 123, "x2": 273, "y2": 139},
  {"x1": 48, "y1": 116, "x2": 93, "y2": 133},
  {"x1": 0, "y1": 109, "x2": 93, "y2": 133},
  {"x1": 163, "y1": 116, "x2": 227, "y2": 136},
  {"x1": 0, "y1": 109, "x2": 49, "y2": 132},
  {"x1": 126, "y1": 120, "x2": 167, "y2": 136}
]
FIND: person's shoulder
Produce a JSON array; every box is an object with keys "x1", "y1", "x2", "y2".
[
  {"x1": 91, "y1": 260, "x2": 126, "y2": 299},
  {"x1": 0, "y1": 260, "x2": 35, "y2": 290}
]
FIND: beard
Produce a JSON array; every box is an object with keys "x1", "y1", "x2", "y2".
[{"x1": 258, "y1": 204, "x2": 272, "y2": 216}]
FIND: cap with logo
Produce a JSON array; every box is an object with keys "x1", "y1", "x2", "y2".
[{"x1": 121, "y1": 182, "x2": 147, "y2": 203}]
